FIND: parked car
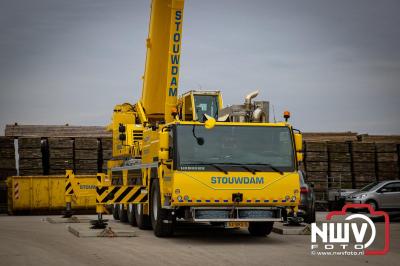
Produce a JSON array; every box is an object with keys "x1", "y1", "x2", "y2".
[
  {"x1": 346, "y1": 180, "x2": 400, "y2": 211},
  {"x1": 298, "y1": 171, "x2": 316, "y2": 224}
]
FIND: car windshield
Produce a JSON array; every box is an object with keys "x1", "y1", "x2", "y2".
[
  {"x1": 175, "y1": 125, "x2": 295, "y2": 172},
  {"x1": 359, "y1": 182, "x2": 380, "y2": 192}
]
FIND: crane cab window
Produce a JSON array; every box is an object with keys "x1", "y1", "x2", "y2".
[{"x1": 193, "y1": 95, "x2": 219, "y2": 121}]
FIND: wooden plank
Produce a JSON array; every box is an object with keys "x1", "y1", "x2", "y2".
[
  {"x1": 378, "y1": 162, "x2": 398, "y2": 172},
  {"x1": 352, "y1": 143, "x2": 376, "y2": 153},
  {"x1": 303, "y1": 132, "x2": 358, "y2": 142},
  {"x1": 376, "y1": 143, "x2": 398, "y2": 153},
  {"x1": 49, "y1": 159, "x2": 73, "y2": 169},
  {"x1": 75, "y1": 160, "x2": 98, "y2": 169},
  {"x1": 102, "y1": 149, "x2": 112, "y2": 161},
  {"x1": 305, "y1": 142, "x2": 327, "y2": 152},
  {"x1": 305, "y1": 171, "x2": 327, "y2": 182},
  {"x1": 0, "y1": 148, "x2": 15, "y2": 158},
  {"x1": 327, "y1": 142, "x2": 349, "y2": 153},
  {"x1": 101, "y1": 138, "x2": 113, "y2": 150},
  {"x1": 0, "y1": 158, "x2": 16, "y2": 169},
  {"x1": 0, "y1": 137, "x2": 15, "y2": 148},
  {"x1": 18, "y1": 137, "x2": 42, "y2": 149},
  {"x1": 328, "y1": 171, "x2": 352, "y2": 182},
  {"x1": 5, "y1": 125, "x2": 111, "y2": 138},
  {"x1": 353, "y1": 162, "x2": 375, "y2": 173},
  {"x1": 18, "y1": 148, "x2": 42, "y2": 159},
  {"x1": 305, "y1": 162, "x2": 328, "y2": 172},
  {"x1": 377, "y1": 153, "x2": 398, "y2": 162},
  {"x1": 305, "y1": 151, "x2": 328, "y2": 162},
  {"x1": 378, "y1": 172, "x2": 399, "y2": 181},
  {"x1": 19, "y1": 169, "x2": 43, "y2": 176},
  {"x1": 75, "y1": 149, "x2": 98, "y2": 160},
  {"x1": 19, "y1": 158, "x2": 42, "y2": 169},
  {"x1": 74, "y1": 138, "x2": 98, "y2": 150},
  {"x1": 330, "y1": 163, "x2": 351, "y2": 172},
  {"x1": 49, "y1": 148, "x2": 73, "y2": 159},
  {"x1": 352, "y1": 152, "x2": 375, "y2": 163},
  {"x1": 329, "y1": 152, "x2": 351, "y2": 163},
  {"x1": 354, "y1": 172, "x2": 376, "y2": 182},
  {"x1": 48, "y1": 138, "x2": 73, "y2": 149}
]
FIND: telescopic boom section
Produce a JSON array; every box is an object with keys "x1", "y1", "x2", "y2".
[{"x1": 140, "y1": 0, "x2": 185, "y2": 123}]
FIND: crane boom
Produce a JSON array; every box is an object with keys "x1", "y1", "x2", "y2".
[{"x1": 140, "y1": 0, "x2": 185, "y2": 123}]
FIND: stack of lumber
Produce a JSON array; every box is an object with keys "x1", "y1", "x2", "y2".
[
  {"x1": 0, "y1": 137, "x2": 16, "y2": 213},
  {"x1": 74, "y1": 138, "x2": 99, "y2": 174},
  {"x1": 304, "y1": 142, "x2": 328, "y2": 201},
  {"x1": 18, "y1": 137, "x2": 43, "y2": 175},
  {"x1": 5, "y1": 124, "x2": 110, "y2": 138},
  {"x1": 328, "y1": 142, "x2": 353, "y2": 190},
  {"x1": 101, "y1": 137, "x2": 112, "y2": 173},
  {"x1": 0, "y1": 137, "x2": 16, "y2": 180},
  {"x1": 352, "y1": 143, "x2": 377, "y2": 188},
  {"x1": 48, "y1": 138, "x2": 73, "y2": 174},
  {"x1": 376, "y1": 143, "x2": 399, "y2": 181}
]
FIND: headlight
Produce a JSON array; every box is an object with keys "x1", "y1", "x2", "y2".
[{"x1": 355, "y1": 194, "x2": 367, "y2": 199}]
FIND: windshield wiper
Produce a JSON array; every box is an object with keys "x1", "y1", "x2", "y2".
[
  {"x1": 213, "y1": 163, "x2": 259, "y2": 175},
  {"x1": 246, "y1": 163, "x2": 284, "y2": 175},
  {"x1": 182, "y1": 162, "x2": 228, "y2": 174}
]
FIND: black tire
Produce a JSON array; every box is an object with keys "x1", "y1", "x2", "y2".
[
  {"x1": 127, "y1": 203, "x2": 137, "y2": 226},
  {"x1": 112, "y1": 204, "x2": 120, "y2": 220},
  {"x1": 304, "y1": 202, "x2": 316, "y2": 224},
  {"x1": 150, "y1": 179, "x2": 174, "y2": 237},
  {"x1": 248, "y1": 222, "x2": 274, "y2": 236},
  {"x1": 366, "y1": 200, "x2": 378, "y2": 211},
  {"x1": 118, "y1": 204, "x2": 128, "y2": 223}
]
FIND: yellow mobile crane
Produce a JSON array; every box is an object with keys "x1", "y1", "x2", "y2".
[{"x1": 92, "y1": 0, "x2": 303, "y2": 237}]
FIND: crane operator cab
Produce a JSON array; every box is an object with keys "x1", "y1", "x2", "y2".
[{"x1": 178, "y1": 91, "x2": 222, "y2": 122}]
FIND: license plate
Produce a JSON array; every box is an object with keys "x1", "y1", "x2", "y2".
[{"x1": 226, "y1": 221, "x2": 249, "y2": 228}]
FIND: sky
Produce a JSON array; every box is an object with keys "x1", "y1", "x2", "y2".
[{"x1": 0, "y1": 0, "x2": 399, "y2": 135}]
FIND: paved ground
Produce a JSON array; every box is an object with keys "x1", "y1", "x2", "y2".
[{"x1": 0, "y1": 213, "x2": 398, "y2": 266}]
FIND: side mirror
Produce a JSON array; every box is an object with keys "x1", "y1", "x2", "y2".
[
  {"x1": 159, "y1": 131, "x2": 170, "y2": 161},
  {"x1": 380, "y1": 188, "x2": 389, "y2": 193},
  {"x1": 294, "y1": 133, "x2": 303, "y2": 162}
]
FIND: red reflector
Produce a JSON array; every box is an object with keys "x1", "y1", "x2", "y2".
[{"x1": 300, "y1": 187, "x2": 308, "y2": 194}]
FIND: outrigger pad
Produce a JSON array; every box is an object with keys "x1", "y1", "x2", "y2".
[
  {"x1": 90, "y1": 219, "x2": 109, "y2": 229},
  {"x1": 61, "y1": 210, "x2": 74, "y2": 218}
]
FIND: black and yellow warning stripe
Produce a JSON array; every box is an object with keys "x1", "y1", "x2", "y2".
[
  {"x1": 65, "y1": 176, "x2": 74, "y2": 195},
  {"x1": 96, "y1": 185, "x2": 148, "y2": 204}
]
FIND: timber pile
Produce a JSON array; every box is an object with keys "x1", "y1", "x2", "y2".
[
  {"x1": 74, "y1": 138, "x2": 99, "y2": 174},
  {"x1": 0, "y1": 137, "x2": 16, "y2": 181},
  {"x1": 304, "y1": 141, "x2": 400, "y2": 201},
  {"x1": 101, "y1": 137, "x2": 112, "y2": 173},
  {"x1": 18, "y1": 137, "x2": 43, "y2": 175},
  {"x1": 0, "y1": 137, "x2": 16, "y2": 212},
  {"x1": 48, "y1": 138, "x2": 73, "y2": 174},
  {"x1": 5, "y1": 125, "x2": 110, "y2": 138}
]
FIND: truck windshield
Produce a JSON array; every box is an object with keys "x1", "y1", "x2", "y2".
[{"x1": 175, "y1": 125, "x2": 295, "y2": 172}]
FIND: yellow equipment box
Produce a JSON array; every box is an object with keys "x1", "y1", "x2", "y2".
[{"x1": 7, "y1": 174, "x2": 97, "y2": 214}]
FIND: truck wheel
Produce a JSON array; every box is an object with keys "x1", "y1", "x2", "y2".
[
  {"x1": 118, "y1": 204, "x2": 128, "y2": 223},
  {"x1": 248, "y1": 222, "x2": 274, "y2": 236},
  {"x1": 150, "y1": 179, "x2": 174, "y2": 237},
  {"x1": 127, "y1": 203, "x2": 137, "y2": 226},
  {"x1": 134, "y1": 203, "x2": 152, "y2": 229},
  {"x1": 112, "y1": 204, "x2": 120, "y2": 220}
]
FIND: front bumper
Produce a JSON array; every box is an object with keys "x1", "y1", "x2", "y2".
[{"x1": 190, "y1": 206, "x2": 283, "y2": 222}]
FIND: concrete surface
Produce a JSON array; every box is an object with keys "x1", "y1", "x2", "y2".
[
  {"x1": 68, "y1": 223, "x2": 137, "y2": 237},
  {"x1": 0, "y1": 213, "x2": 398, "y2": 266},
  {"x1": 45, "y1": 216, "x2": 92, "y2": 224},
  {"x1": 272, "y1": 223, "x2": 311, "y2": 235}
]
